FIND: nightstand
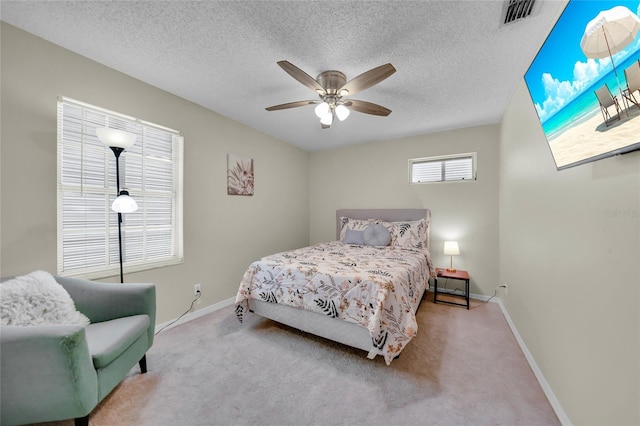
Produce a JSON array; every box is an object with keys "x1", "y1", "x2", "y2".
[{"x1": 433, "y1": 268, "x2": 470, "y2": 309}]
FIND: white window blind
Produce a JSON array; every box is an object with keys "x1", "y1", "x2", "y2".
[
  {"x1": 57, "y1": 97, "x2": 184, "y2": 279},
  {"x1": 409, "y1": 153, "x2": 476, "y2": 183}
]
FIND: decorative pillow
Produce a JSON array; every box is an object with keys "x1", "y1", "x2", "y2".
[
  {"x1": 0, "y1": 270, "x2": 90, "y2": 326},
  {"x1": 363, "y1": 224, "x2": 391, "y2": 247},
  {"x1": 389, "y1": 219, "x2": 428, "y2": 249},
  {"x1": 343, "y1": 229, "x2": 365, "y2": 245},
  {"x1": 338, "y1": 217, "x2": 378, "y2": 240}
]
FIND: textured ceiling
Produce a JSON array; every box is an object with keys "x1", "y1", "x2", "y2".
[{"x1": 0, "y1": 1, "x2": 566, "y2": 151}]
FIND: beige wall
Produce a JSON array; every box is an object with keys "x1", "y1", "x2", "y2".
[
  {"x1": 309, "y1": 126, "x2": 500, "y2": 297},
  {"x1": 500, "y1": 81, "x2": 640, "y2": 425},
  {"x1": 4, "y1": 19, "x2": 640, "y2": 425},
  {"x1": 0, "y1": 23, "x2": 310, "y2": 324}
]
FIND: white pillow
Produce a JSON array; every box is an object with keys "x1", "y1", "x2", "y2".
[
  {"x1": 0, "y1": 270, "x2": 90, "y2": 326},
  {"x1": 387, "y1": 219, "x2": 428, "y2": 249}
]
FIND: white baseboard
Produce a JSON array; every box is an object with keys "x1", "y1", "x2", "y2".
[
  {"x1": 154, "y1": 296, "x2": 235, "y2": 334},
  {"x1": 427, "y1": 286, "x2": 497, "y2": 303},
  {"x1": 496, "y1": 298, "x2": 572, "y2": 426}
]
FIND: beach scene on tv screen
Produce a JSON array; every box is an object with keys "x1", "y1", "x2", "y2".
[{"x1": 525, "y1": 0, "x2": 640, "y2": 169}]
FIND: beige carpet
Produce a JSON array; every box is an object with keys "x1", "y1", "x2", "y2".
[{"x1": 38, "y1": 293, "x2": 559, "y2": 425}]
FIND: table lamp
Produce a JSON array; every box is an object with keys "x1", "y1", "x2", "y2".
[{"x1": 444, "y1": 241, "x2": 460, "y2": 272}]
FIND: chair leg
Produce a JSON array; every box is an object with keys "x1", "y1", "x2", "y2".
[
  {"x1": 139, "y1": 354, "x2": 148, "y2": 374},
  {"x1": 600, "y1": 105, "x2": 610, "y2": 124},
  {"x1": 601, "y1": 103, "x2": 620, "y2": 127},
  {"x1": 75, "y1": 415, "x2": 89, "y2": 426}
]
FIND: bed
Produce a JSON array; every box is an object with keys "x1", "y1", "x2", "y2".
[{"x1": 234, "y1": 209, "x2": 435, "y2": 365}]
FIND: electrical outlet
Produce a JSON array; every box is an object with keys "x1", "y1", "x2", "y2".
[
  {"x1": 194, "y1": 284, "x2": 201, "y2": 296},
  {"x1": 496, "y1": 284, "x2": 508, "y2": 297}
]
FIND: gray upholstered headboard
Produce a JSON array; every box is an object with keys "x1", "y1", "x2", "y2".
[{"x1": 336, "y1": 209, "x2": 431, "y2": 250}]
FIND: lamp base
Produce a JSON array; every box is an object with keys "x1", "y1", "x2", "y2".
[{"x1": 446, "y1": 268, "x2": 457, "y2": 272}]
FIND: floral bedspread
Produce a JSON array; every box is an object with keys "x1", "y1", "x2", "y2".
[{"x1": 235, "y1": 241, "x2": 434, "y2": 365}]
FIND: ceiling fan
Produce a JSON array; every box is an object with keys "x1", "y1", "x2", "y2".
[{"x1": 265, "y1": 61, "x2": 396, "y2": 129}]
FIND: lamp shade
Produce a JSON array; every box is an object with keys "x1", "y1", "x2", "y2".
[
  {"x1": 335, "y1": 104, "x2": 351, "y2": 121},
  {"x1": 443, "y1": 241, "x2": 460, "y2": 256},
  {"x1": 112, "y1": 190, "x2": 138, "y2": 213},
  {"x1": 320, "y1": 111, "x2": 334, "y2": 126},
  {"x1": 314, "y1": 102, "x2": 330, "y2": 118},
  {"x1": 96, "y1": 127, "x2": 136, "y2": 149}
]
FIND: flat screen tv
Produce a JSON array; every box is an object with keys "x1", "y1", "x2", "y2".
[{"x1": 524, "y1": 0, "x2": 640, "y2": 170}]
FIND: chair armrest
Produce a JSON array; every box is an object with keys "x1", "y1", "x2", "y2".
[
  {"x1": 54, "y1": 276, "x2": 156, "y2": 346},
  {"x1": 0, "y1": 325, "x2": 98, "y2": 425}
]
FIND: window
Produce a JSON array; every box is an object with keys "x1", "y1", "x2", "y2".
[
  {"x1": 409, "y1": 152, "x2": 476, "y2": 184},
  {"x1": 57, "y1": 97, "x2": 184, "y2": 279}
]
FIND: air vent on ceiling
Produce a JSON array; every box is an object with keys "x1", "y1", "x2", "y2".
[{"x1": 502, "y1": 0, "x2": 536, "y2": 25}]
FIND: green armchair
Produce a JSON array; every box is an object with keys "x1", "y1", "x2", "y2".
[{"x1": 1, "y1": 275, "x2": 156, "y2": 426}]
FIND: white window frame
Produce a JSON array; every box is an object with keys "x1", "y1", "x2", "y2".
[
  {"x1": 409, "y1": 152, "x2": 477, "y2": 184},
  {"x1": 57, "y1": 96, "x2": 184, "y2": 279}
]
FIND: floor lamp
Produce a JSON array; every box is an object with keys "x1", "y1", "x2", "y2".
[{"x1": 96, "y1": 127, "x2": 138, "y2": 283}]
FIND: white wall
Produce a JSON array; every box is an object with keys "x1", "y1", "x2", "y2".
[
  {"x1": 0, "y1": 23, "x2": 310, "y2": 324},
  {"x1": 500, "y1": 81, "x2": 640, "y2": 425},
  {"x1": 309, "y1": 125, "x2": 500, "y2": 297}
]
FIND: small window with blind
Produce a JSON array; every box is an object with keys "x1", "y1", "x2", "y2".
[
  {"x1": 409, "y1": 152, "x2": 476, "y2": 184},
  {"x1": 57, "y1": 96, "x2": 184, "y2": 279}
]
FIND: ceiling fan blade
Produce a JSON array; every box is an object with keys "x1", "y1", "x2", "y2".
[
  {"x1": 265, "y1": 100, "x2": 320, "y2": 111},
  {"x1": 277, "y1": 61, "x2": 326, "y2": 95},
  {"x1": 338, "y1": 63, "x2": 396, "y2": 96},
  {"x1": 345, "y1": 100, "x2": 392, "y2": 116}
]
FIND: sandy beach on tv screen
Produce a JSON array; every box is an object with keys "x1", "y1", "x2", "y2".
[{"x1": 549, "y1": 102, "x2": 640, "y2": 168}]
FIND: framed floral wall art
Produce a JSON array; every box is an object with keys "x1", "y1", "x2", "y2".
[{"x1": 227, "y1": 154, "x2": 254, "y2": 196}]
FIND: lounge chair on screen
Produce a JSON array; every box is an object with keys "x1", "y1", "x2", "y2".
[
  {"x1": 623, "y1": 60, "x2": 640, "y2": 109},
  {"x1": 595, "y1": 84, "x2": 621, "y2": 127}
]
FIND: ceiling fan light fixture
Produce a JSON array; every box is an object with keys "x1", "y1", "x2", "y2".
[
  {"x1": 335, "y1": 104, "x2": 350, "y2": 121},
  {"x1": 320, "y1": 111, "x2": 333, "y2": 126},
  {"x1": 314, "y1": 102, "x2": 330, "y2": 118},
  {"x1": 266, "y1": 61, "x2": 396, "y2": 128}
]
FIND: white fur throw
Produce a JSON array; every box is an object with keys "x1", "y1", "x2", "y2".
[{"x1": 0, "y1": 270, "x2": 90, "y2": 326}]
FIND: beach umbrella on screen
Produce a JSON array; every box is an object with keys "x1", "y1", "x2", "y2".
[{"x1": 580, "y1": 6, "x2": 640, "y2": 100}]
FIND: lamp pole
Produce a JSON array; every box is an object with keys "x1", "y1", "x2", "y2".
[
  {"x1": 96, "y1": 127, "x2": 137, "y2": 284},
  {"x1": 110, "y1": 146, "x2": 126, "y2": 284}
]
